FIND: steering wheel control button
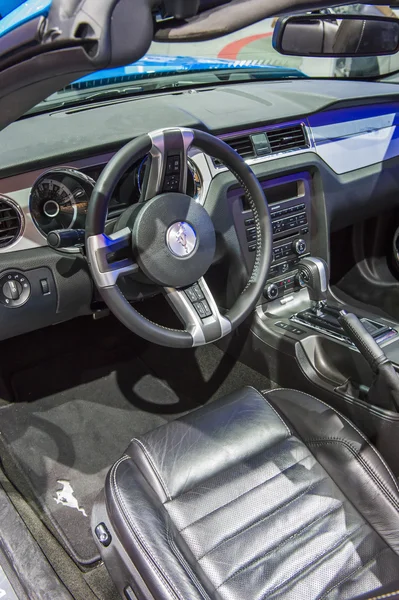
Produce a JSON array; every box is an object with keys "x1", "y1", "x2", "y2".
[
  {"x1": 0, "y1": 272, "x2": 31, "y2": 307},
  {"x1": 163, "y1": 174, "x2": 180, "y2": 192},
  {"x1": 166, "y1": 155, "x2": 180, "y2": 174},
  {"x1": 185, "y1": 283, "x2": 204, "y2": 303},
  {"x1": 166, "y1": 221, "x2": 197, "y2": 258},
  {"x1": 194, "y1": 300, "x2": 212, "y2": 319}
]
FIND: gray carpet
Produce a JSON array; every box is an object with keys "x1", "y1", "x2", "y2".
[{"x1": 0, "y1": 335, "x2": 273, "y2": 568}]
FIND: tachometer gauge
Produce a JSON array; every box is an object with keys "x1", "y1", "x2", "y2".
[{"x1": 30, "y1": 168, "x2": 95, "y2": 236}]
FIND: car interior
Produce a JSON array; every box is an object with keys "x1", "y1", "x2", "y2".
[{"x1": 3, "y1": 0, "x2": 399, "y2": 599}]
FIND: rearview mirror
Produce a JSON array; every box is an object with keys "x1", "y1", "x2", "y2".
[{"x1": 272, "y1": 14, "x2": 399, "y2": 57}]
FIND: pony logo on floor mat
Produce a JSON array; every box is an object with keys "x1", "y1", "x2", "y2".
[{"x1": 54, "y1": 480, "x2": 88, "y2": 517}]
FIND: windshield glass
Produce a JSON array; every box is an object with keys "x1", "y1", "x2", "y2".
[{"x1": 29, "y1": 3, "x2": 399, "y2": 114}]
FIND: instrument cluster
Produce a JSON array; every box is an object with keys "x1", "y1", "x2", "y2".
[{"x1": 29, "y1": 157, "x2": 202, "y2": 238}]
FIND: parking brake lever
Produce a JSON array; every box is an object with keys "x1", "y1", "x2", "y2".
[{"x1": 339, "y1": 310, "x2": 399, "y2": 412}]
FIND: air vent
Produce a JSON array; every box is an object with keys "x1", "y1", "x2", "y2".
[
  {"x1": 267, "y1": 125, "x2": 307, "y2": 154},
  {"x1": 214, "y1": 134, "x2": 255, "y2": 166},
  {"x1": 0, "y1": 197, "x2": 23, "y2": 248}
]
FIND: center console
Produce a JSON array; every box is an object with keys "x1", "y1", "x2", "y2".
[
  {"x1": 227, "y1": 172, "x2": 399, "y2": 475},
  {"x1": 231, "y1": 171, "x2": 312, "y2": 302}
]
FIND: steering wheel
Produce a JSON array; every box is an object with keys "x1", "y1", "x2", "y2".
[{"x1": 85, "y1": 127, "x2": 272, "y2": 348}]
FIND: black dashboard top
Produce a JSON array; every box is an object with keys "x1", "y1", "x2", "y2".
[{"x1": 1, "y1": 79, "x2": 399, "y2": 179}]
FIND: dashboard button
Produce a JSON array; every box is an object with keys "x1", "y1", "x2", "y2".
[
  {"x1": 248, "y1": 244, "x2": 257, "y2": 252},
  {"x1": 244, "y1": 217, "x2": 255, "y2": 226},
  {"x1": 264, "y1": 284, "x2": 279, "y2": 300},
  {"x1": 40, "y1": 279, "x2": 50, "y2": 295}
]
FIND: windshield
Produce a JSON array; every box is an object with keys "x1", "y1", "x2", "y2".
[{"x1": 28, "y1": 4, "x2": 399, "y2": 114}]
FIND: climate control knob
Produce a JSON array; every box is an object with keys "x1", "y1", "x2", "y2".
[
  {"x1": 264, "y1": 283, "x2": 279, "y2": 301},
  {"x1": 293, "y1": 238, "x2": 307, "y2": 256}
]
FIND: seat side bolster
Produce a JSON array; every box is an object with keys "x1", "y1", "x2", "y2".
[
  {"x1": 127, "y1": 386, "x2": 291, "y2": 499},
  {"x1": 265, "y1": 388, "x2": 399, "y2": 555}
]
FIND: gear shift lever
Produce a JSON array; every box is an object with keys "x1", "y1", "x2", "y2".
[{"x1": 297, "y1": 257, "x2": 329, "y2": 308}]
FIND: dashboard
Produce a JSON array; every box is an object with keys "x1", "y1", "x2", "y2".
[{"x1": 1, "y1": 78, "x2": 399, "y2": 340}]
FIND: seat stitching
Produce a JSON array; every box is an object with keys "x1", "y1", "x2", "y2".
[
  {"x1": 261, "y1": 520, "x2": 366, "y2": 599},
  {"x1": 131, "y1": 438, "x2": 172, "y2": 500},
  {"x1": 110, "y1": 456, "x2": 184, "y2": 600},
  {"x1": 365, "y1": 590, "x2": 399, "y2": 600},
  {"x1": 198, "y1": 476, "x2": 328, "y2": 561},
  {"x1": 247, "y1": 385, "x2": 291, "y2": 436},
  {"x1": 308, "y1": 439, "x2": 399, "y2": 512},
  {"x1": 177, "y1": 443, "x2": 309, "y2": 533},
  {"x1": 166, "y1": 520, "x2": 211, "y2": 600},
  {"x1": 319, "y1": 546, "x2": 388, "y2": 599},
  {"x1": 216, "y1": 501, "x2": 344, "y2": 590},
  {"x1": 266, "y1": 388, "x2": 399, "y2": 495}
]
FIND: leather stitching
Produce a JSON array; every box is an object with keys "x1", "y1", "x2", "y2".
[
  {"x1": 261, "y1": 520, "x2": 366, "y2": 599},
  {"x1": 216, "y1": 502, "x2": 344, "y2": 589},
  {"x1": 268, "y1": 388, "x2": 399, "y2": 495},
  {"x1": 251, "y1": 387, "x2": 291, "y2": 436},
  {"x1": 132, "y1": 438, "x2": 172, "y2": 500},
  {"x1": 365, "y1": 591, "x2": 399, "y2": 600},
  {"x1": 110, "y1": 456, "x2": 184, "y2": 600},
  {"x1": 307, "y1": 439, "x2": 399, "y2": 512},
  {"x1": 166, "y1": 521, "x2": 211, "y2": 600},
  {"x1": 198, "y1": 476, "x2": 327, "y2": 561},
  {"x1": 319, "y1": 546, "x2": 387, "y2": 599}
]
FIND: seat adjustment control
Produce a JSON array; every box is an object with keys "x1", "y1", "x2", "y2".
[{"x1": 95, "y1": 523, "x2": 112, "y2": 547}]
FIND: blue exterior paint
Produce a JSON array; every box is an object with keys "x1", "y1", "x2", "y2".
[
  {"x1": 0, "y1": 0, "x2": 51, "y2": 36},
  {"x1": 70, "y1": 55, "x2": 305, "y2": 88}
]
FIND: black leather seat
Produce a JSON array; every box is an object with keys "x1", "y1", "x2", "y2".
[{"x1": 93, "y1": 387, "x2": 399, "y2": 600}]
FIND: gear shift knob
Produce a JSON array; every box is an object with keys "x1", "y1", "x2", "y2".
[{"x1": 298, "y1": 257, "x2": 329, "y2": 304}]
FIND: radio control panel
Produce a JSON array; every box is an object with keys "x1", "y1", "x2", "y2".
[{"x1": 231, "y1": 172, "x2": 312, "y2": 302}]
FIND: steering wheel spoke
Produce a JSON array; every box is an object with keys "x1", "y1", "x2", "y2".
[
  {"x1": 142, "y1": 129, "x2": 194, "y2": 200},
  {"x1": 86, "y1": 227, "x2": 138, "y2": 289},
  {"x1": 164, "y1": 277, "x2": 231, "y2": 346}
]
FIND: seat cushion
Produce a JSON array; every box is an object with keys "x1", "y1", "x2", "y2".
[{"x1": 100, "y1": 387, "x2": 399, "y2": 600}]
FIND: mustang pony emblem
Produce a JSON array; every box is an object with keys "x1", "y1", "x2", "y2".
[
  {"x1": 166, "y1": 221, "x2": 197, "y2": 257},
  {"x1": 54, "y1": 480, "x2": 88, "y2": 517},
  {"x1": 176, "y1": 223, "x2": 188, "y2": 248}
]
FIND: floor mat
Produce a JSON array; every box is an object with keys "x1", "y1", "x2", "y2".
[
  {"x1": 0, "y1": 358, "x2": 185, "y2": 565},
  {"x1": 0, "y1": 323, "x2": 273, "y2": 568}
]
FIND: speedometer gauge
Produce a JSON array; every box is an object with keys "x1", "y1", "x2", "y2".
[{"x1": 30, "y1": 168, "x2": 95, "y2": 236}]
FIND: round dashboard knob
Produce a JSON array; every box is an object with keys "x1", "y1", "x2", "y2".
[
  {"x1": 3, "y1": 279, "x2": 22, "y2": 301},
  {"x1": 264, "y1": 283, "x2": 279, "y2": 301},
  {"x1": 293, "y1": 238, "x2": 307, "y2": 255}
]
